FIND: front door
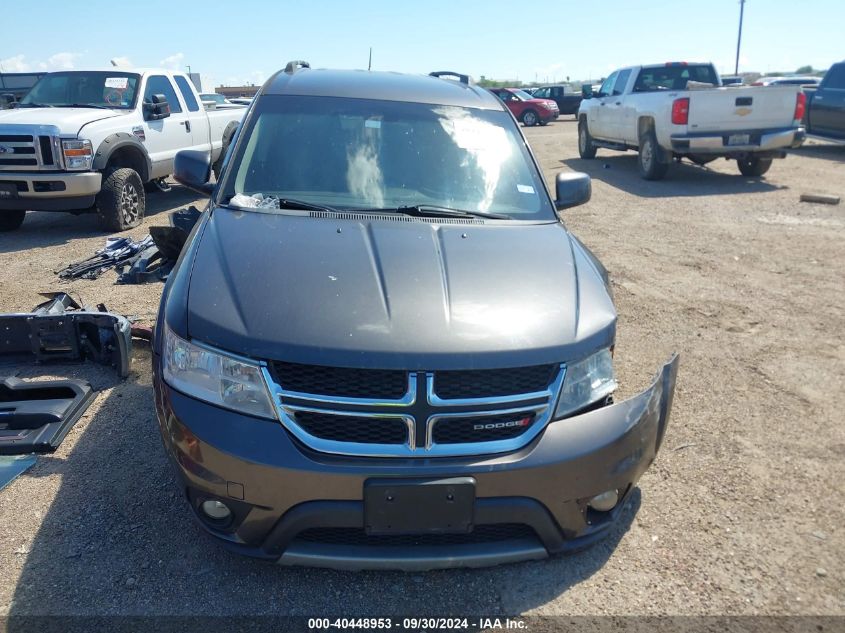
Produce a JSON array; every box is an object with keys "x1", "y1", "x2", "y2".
[{"x1": 141, "y1": 74, "x2": 191, "y2": 177}]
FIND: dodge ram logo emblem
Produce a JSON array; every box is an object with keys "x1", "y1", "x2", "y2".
[{"x1": 0, "y1": 145, "x2": 13, "y2": 154}]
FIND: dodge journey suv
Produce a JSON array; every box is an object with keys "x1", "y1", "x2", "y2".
[{"x1": 153, "y1": 61, "x2": 679, "y2": 570}]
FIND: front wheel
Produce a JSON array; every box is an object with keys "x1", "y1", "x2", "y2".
[
  {"x1": 578, "y1": 119, "x2": 597, "y2": 159},
  {"x1": 96, "y1": 167, "x2": 145, "y2": 232},
  {"x1": 0, "y1": 209, "x2": 26, "y2": 232},
  {"x1": 522, "y1": 110, "x2": 539, "y2": 127},
  {"x1": 737, "y1": 156, "x2": 772, "y2": 177},
  {"x1": 638, "y1": 130, "x2": 670, "y2": 180}
]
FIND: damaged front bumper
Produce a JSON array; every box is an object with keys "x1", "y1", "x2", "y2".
[{"x1": 154, "y1": 354, "x2": 679, "y2": 570}]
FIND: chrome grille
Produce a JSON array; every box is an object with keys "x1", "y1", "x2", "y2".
[
  {"x1": 263, "y1": 363, "x2": 565, "y2": 458},
  {"x1": 0, "y1": 125, "x2": 61, "y2": 171}
]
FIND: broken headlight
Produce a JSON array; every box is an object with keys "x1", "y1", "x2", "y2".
[
  {"x1": 554, "y1": 348, "x2": 617, "y2": 419},
  {"x1": 162, "y1": 325, "x2": 276, "y2": 419}
]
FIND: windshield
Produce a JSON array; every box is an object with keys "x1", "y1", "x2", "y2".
[
  {"x1": 223, "y1": 95, "x2": 555, "y2": 220},
  {"x1": 512, "y1": 90, "x2": 535, "y2": 101},
  {"x1": 21, "y1": 71, "x2": 140, "y2": 108}
]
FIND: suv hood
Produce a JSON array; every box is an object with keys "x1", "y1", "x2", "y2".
[
  {"x1": 184, "y1": 208, "x2": 616, "y2": 369},
  {"x1": 0, "y1": 107, "x2": 123, "y2": 136}
]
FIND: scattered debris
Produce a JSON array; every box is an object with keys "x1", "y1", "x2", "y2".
[
  {"x1": 0, "y1": 292, "x2": 132, "y2": 377},
  {"x1": 0, "y1": 377, "x2": 95, "y2": 455},
  {"x1": 799, "y1": 193, "x2": 840, "y2": 205},
  {"x1": 0, "y1": 455, "x2": 36, "y2": 492},
  {"x1": 816, "y1": 567, "x2": 828, "y2": 577},
  {"x1": 673, "y1": 442, "x2": 697, "y2": 451},
  {"x1": 57, "y1": 235, "x2": 155, "y2": 280}
]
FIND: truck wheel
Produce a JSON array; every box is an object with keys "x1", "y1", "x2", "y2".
[
  {"x1": 212, "y1": 154, "x2": 224, "y2": 181},
  {"x1": 638, "y1": 130, "x2": 670, "y2": 180},
  {"x1": 96, "y1": 167, "x2": 145, "y2": 232},
  {"x1": 578, "y1": 119, "x2": 597, "y2": 159},
  {"x1": 522, "y1": 110, "x2": 539, "y2": 127},
  {"x1": 737, "y1": 156, "x2": 772, "y2": 177},
  {"x1": 0, "y1": 210, "x2": 26, "y2": 232}
]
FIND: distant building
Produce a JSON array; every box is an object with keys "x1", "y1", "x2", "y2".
[{"x1": 215, "y1": 84, "x2": 259, "y2": 98}]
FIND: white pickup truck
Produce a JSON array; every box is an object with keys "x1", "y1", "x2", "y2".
[
  {"x1": 0, "y1": 69, "x2": 244, "y2": 231},
  {"x1": 577, "y1": 62, "x2": 806, "y2": 180}
]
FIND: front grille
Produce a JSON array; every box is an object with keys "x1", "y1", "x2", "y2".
[
  {"x1": 432, "y1": 412, "x2": 536, "y2": 445},
  {"x1": 433, "y1": 364, "x2": 557, "y2": 399},
  {"x1": 0, "y1": 134, "x2": 38, "y2": 168},
  {"x1": 38, "y1": 136, "x2": 55, "y2": 166},
  {"x1": 293, "y1": 410, "x2": 408, "y2": 444},
  {"x1": 296, "y1": 523, "x2": 537, "y2": 547},
  {"x1": 0, "y1": 129, "x2": 58, "y2": 171},
  {"x1": 270, "y1": 361, "x2": 407, "y2": 400}
]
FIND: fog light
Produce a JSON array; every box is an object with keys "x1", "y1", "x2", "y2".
[
  {"x1": 201, "y1": 499, "x2": 232, "y2": 521},
  {"x1": 588, "y1": 490, "x2": 619, "y2": 512}
]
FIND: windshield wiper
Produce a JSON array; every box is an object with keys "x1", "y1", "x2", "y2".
[
  {"x1": 17, "y1": 103, "x2": 54, "y2": 108},
  {"x1": 224, "y1": 195, "x2": 343, "y2": 214},
  {"x1": 357, "y1": 205, "x2": 511, "y2": 220},
  {"x1": 65, "y1": 104, "x2": 111, "y2": 109}
]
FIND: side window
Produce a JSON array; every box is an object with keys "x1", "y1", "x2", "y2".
[
  {"x1": 823, "y1": 64, "x2": 845, "y2": 90},
  {"x1": 143, "y1": 75, "x2": 183, "y2": 113},
  {"x1": 173, "y1": 75, "x2": 200, "y2": 112},
  {"x1": 534, "y1": 88, "x2": 548, "y2": 98},
  {"x1": 598, "y1": 72, "x2": 617, "y2": 97},
  {"x1": 613, "y1": 69, "x2": 632, "y2": 96}
]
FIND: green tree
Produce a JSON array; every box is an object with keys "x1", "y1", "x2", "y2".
[{"x1": 796, "y1": 65, "x2": 813, "y2": 74}]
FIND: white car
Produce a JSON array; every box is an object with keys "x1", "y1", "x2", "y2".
[
  {"x1": 752, "y1": 76, "x2": 821, "y2": 87},
  {"x1": 0, "y1": 69, "x2": 245, "y2": 231},
  {"x1": 577, "y1": 62, "x2": 806, "y2": 180}
]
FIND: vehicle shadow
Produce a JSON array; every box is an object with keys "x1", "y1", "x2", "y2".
[
  {"x1": 561, "y1": 156, "x2": 785, "y2": 198},
  {"x1": 0, "y1": 184, "x2": 201, "y2": 255},
  {"x1": 6, "y1": 348, "x2": 641, "y2": 619},
  {"x1": 789, "y1": 142, "x2": 845, "y2": 161}
]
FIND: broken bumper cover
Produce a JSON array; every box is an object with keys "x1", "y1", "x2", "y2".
[
  {"x1": 670, "y1": 127, "x2": 806, "y2": 154},
  {"x1": 154, "y1": 354, "x2": 679, "y2": 570}
]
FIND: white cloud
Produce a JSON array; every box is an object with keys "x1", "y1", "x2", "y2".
[
  {"x1": 159, "y1": 53, "x2": 184, "y2": 70},
  {"x1": 44, "y1": 52, "x2": 80, "y2": 70},
  {"x1": 110, "y1": 56, "x2": 133, "y2": 68},
  {"x1": 1, "y1": 54, "x2": 30, "y2": 72}
]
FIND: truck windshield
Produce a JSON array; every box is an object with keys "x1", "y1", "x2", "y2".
[
  {"x1": 224, "y1": 95, "x2": 555, "y2": 220},
  {"x1": 633, "y1": 65, "x2": 720, "y2": 92},
  {"x1": 20, "y1": 72, "x2": 140, "y2": 109}
]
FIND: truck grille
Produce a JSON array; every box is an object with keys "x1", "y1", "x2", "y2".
[
  {"x1": 265, "y1": 362, "x2": 565, "y2": 458},
  {"x1": 0, "y1": 126, "x2": 60, "y2": 171}
]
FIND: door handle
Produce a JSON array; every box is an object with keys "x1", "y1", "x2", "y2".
[
  {"x1": 615, "y1": 101, "x2": 622, "y2": 105},
  {"x1": 179, "y1": 120, "x2": 192, "y2": 132}
]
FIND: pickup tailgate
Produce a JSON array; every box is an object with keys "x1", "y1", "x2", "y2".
[{"x1": 687, "y1": 86, "x2": 799, "y2": 132}]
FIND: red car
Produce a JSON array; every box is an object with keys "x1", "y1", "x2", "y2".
[{"x1": 488, "y1": 88, "x2": 559, "y2": 126}]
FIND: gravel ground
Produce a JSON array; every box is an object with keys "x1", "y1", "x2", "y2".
[{"x1": 0, "y1": 122, "x2": 842, "y2": 618}]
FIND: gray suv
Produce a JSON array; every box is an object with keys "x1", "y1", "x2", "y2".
[{"x1": 153, "y1": 61, "x2": 679, "y2": 570}]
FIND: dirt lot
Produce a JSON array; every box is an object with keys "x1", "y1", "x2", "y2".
[{"x1": 0, "y1": 122, "x2": 842, "y2": 618}]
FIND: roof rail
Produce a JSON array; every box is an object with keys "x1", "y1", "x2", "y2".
[
  {"x1": 284, "y1": 60, "x2": 311, "y2": 74},
  {"x1": 429, "y1": 71, "x2": 471, "y2": 85}
]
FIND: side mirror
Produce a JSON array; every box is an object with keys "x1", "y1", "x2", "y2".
[
  {"x1": 144, "y1": 94, "x2": 171, "y2": 120},
  {"x1": 0, "y1": 93, "x2": 15, "y2": 105},
  {"x1": 555, "y1": 172, "x2": 591, "y2": 211},
  {"x1": 174, "y1": 150, "x2": 214, "y2": 196},
  {"x1": 581, "y1": 85, "x2": 593, "y2": 99}
]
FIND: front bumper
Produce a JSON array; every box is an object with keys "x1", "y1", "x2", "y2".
[
  {"x1": 0, "y1": 171, "x2": 100, "y2": 211},
  {"x1": 670, "y1": 126, "x2": 806, "y2": 154},
  {"x1": 153, "y1": 355, "x2": 679, "y2": 570}
]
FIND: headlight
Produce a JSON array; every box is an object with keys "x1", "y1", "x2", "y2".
[
  {"x1": 554, "y1": 348, "x2": 617, "y2": 419},
  {"x1": 61, "y1": 139, "x2": 94, "y2": 170},
  {"x1": 161, "y1": 325, "x2": 276, "y2": 419}
]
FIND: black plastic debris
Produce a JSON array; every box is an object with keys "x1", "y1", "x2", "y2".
[
  {"x1": 57, "y1": 235, "x2": 154, "y2": 280},
  {"x1": 0, "y1": 377, "x2": 95, "y2": 455},
  {"x1": 0, "y1": 293, "x2": 132, "y2": 378}
]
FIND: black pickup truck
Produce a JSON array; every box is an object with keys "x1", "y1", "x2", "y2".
[
  {"x1": 804, "y1": 61, "x2": 845, "y2": 141},
  {"x1": 530, "y1": 85, "x2": 583, "y2": 117}
]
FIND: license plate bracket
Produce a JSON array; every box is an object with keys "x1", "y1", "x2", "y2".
[
  {"x1": 0, "y1": 183, "x2": 19, "y2": 201},
  {"x1": 728, "y1": 133, "x2": 751, "y2": 146},
  {"x1": 364, "y1": 477, "x2": 476, "y2": 535}
]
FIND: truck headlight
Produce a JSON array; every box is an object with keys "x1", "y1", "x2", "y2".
[
  {"x1": 61, "y1": 139, "x2": 94, "y2": 170},
  {"x1": 554, "y1": 348, "x2": 617, "y2": 419},
  {"x1": 162, "y1": 325, "x2": 276, "y2": 419}
]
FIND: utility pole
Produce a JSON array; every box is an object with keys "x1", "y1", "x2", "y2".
[
  {"x1": 368, "y1": 48, "x2": 372, "y2": 71},
  {"x1": 734, "y1": 0, "x2": 746, "y2": 75}
]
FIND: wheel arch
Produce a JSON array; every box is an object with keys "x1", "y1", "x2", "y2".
[
  {"x1": 93, "y1": 133, "x2": 152, "y2": 183},
  {"x1": 637, "y1": 116, "x2": 656, "y2": 139}
]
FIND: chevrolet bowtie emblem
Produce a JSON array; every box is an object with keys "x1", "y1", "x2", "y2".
[{"x1": 735, "y1": 107, "x2": 752, "y2": 116}]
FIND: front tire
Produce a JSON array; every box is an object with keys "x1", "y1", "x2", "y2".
[
  {"x1": 578, "y1": 118, "x2": 597, "y2": 159},
  {"x1": 0, "y1": 210, "x2": 26, "y2": 232},
  {"x1": 638, "y1": 129, "x2": 670, "y2": 180},
  {"x1": 522, "y1": 110, "x2": 539, "y2": 127},
  {"x1": 96, "y1": 167, "x2": 145, "y2": 232},
  {"x1": 737, "y1": 156, "x2": 772, "y2": 177}
]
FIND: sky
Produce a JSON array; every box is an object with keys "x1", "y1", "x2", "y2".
[{"x1": 3, "y1": 0, "x2": 844, "y2": 90}]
